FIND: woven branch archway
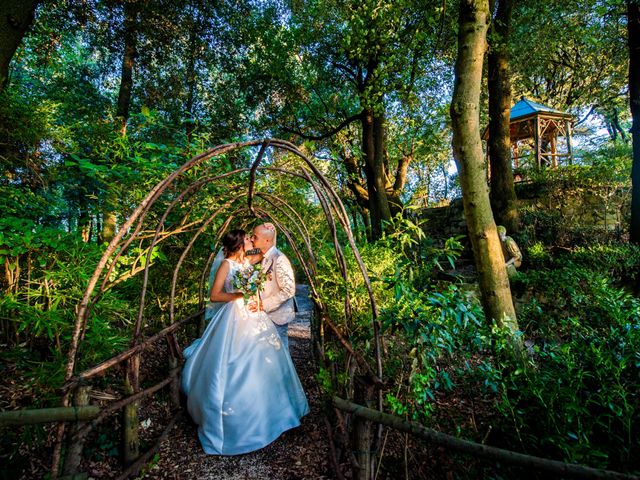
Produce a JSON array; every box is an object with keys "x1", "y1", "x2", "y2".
[{"x1": 52, "y1": 139, "x2": 384, "y2": 479}]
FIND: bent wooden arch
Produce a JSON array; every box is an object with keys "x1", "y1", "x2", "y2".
[{"x1": 52, "y1": 139, "x2": 383, "y2": 478}]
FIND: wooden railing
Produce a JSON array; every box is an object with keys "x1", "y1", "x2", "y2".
[
  {"x1": 333, "y1": 397, "x2": 639, "y2": 480},
  {"x1": 0, "y1": 308, "x2": 203, "y2": 480}
]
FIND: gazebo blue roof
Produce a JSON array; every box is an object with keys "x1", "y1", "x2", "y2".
[{"x1": 510, "y1": 96, "x2": 569, "y2": 120}]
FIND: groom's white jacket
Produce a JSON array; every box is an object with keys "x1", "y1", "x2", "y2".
[{"x1": 261, "y1": 246, "x2": 296, "y2": 325}]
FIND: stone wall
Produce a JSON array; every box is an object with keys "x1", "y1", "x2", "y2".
[{"x1": 419, "y1": 181, "x2": 630, "y2": 244}]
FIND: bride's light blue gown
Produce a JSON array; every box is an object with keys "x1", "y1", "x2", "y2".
[{"x1": 181, "y1": 259, "x2": 309, "y2": 455}]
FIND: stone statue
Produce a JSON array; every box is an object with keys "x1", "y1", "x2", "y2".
[{"x1": 497, "y1": 225, "x2": 522, "y2": 278}]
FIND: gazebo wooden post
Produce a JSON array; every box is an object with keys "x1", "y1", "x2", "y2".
[
  {"x1": 534, "y1": 117, "x2": 541, "y2": 168},
  {"x1": 566, "y1": 119, "x2": 574, "y2": 165},
  {"x1": 550, "y1": 135, "x2": 557, "y2": 167},
  {"x1": 512, "y1": 141, "x2": 519, "y2": 169}
]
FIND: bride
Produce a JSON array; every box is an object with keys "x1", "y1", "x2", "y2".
[{"x1": 181, "y1": 229, "x2": 309, "y2": 455}]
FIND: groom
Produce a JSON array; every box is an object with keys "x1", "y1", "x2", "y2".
[{"x1": 250, "y1": 223, "x2": 296, "y2": 350}]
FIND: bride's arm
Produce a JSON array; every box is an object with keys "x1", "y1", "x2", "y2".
[{"x1": 210, "y1": 261, "x2": 243, "y2": 302}]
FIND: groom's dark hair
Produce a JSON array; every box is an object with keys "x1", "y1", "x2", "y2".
[{"x1": 222, "y1": 229, "x2": 246, "y2": 256}]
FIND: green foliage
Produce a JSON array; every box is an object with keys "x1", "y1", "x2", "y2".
[
  {"x1": 515, "y1": 244, "x2": 640, "y2": 338},
  {"x1": 524, "y1": 145, "x2": 631, "y2": 187},
  {"x1": 316, "y1": 217, "x2": 483, "y2": 421},
  {"x1": 0, "y1": 218, "x2": 133, "y2": 391},
  {"x1": 494, "y1": 245, "x2": 640, "y2": 471},
  {"x1": 315, "y1": 215, "x2": 640, "y2": 473},
  {"x1": 381, "y1": 283, "x2": 485, "y2": 419}
]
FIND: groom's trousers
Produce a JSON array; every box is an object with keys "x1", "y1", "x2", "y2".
[{"x1": 275, "y1": 323, "x2": 289, "y2": 350}]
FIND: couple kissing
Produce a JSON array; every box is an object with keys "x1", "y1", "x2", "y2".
[{"x1": 180, "y1": 222, "x2": 309, "y2": 455}]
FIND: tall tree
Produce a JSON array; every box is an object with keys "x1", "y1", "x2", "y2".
[
  {"x1": 280, "y1": 0, "x2": 448, "y2": 240},
  {"x1": 629, "y1": 0, "x2": 640, "y2": 243},
  {"x1": 183, "y1": 5, "x2": 202, "y2": 142},
  {"x1": 0, "y1": 0, "x2": 39, "y2": 89},
  {"x1": 488, "y1": 0, "x2": 519, "y2": 233},
  {"x1": 115, "y1": 0, "x2": 138, "y2": 136},
  {"x1": 450, "y1": 0, "x2": 520, "y2": 336},
  {"x1": 103, "y1": 0, "x2": 139, "y2": 243}
]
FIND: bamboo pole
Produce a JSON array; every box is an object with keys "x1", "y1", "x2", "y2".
[
  {"x1": 0, "y1": 405, "x2": 99, "y2": 425},
  {"x1": 333, "y1": 397, "x2": 638, "y2": 480},
  {"x1": 70, "y1": 370, "x2": 178, "y2": 441},
  {"x1": 114, "y1": 412, "x2": 181, "y2": 480},
  {"x1": 167, "y1": 338, "x2": 181, "y2": 409},
  {"x1": 122, "y1": 356, "x2": 140, "y2": 466},
  {"x1": 352, "y1": 378, "x2": 376, "y2": 480},
  {"x1": 62, "y1": 386, "x2": 91, "y2": 476}
]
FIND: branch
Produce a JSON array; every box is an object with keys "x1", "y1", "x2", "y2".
[
  {"x1": 282, "y1": 112, "x2": 363, "y2": 141},
  {"x1": 332, "y1": 61, "x2": 359, "y2": 85},
  {"x1": 392, "y1": 153, "x2": 411, "y2": 196},
  {"x1": 576, "y1": 104, "x2": 598, "y2": 126},
  {"x1": 343, "y1": 152, "x2": 369, "y2": 207}
]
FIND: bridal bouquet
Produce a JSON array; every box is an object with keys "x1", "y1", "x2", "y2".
[{"x1": 232, "y1": 263, "x2": 268, "y2": 301}]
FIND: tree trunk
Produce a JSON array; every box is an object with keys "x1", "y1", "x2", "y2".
[
  {"x1": 628, "y1": 0, "x2": 640, "y2": 244},
  {"x1": 0, "y1": 0, "x2": 38, "y2": 89},
  {"x1": 362, "y1": 111, "x2": 381, "y2": 239},
  {"x1": 104, "y1": 1, "x2": 138, "y2": 244},
  {"x1": 343, "y1": 152, "x2": 370, "y2": 210},
  {"x1": 612, "y1": 108, "x2": 628, "y2": 142},
  {"x1": 450, "y1": 0, "x2": 520, "y2": 336},
  {"x1": 184, "y1": 11, "x2": 200, "y2": 142},
  {"x1": 115, "y1": 1, "x2": 137, "y2": 136},
  {"x1": 373, "y1": 112, "x2": 392, "y2": 222},
  {"x1": 488, "y1": 0, "x2": 519, "y2": 233},
  {"x1": 361, "y1": 109, "x2": 392, "y2": 240},
  {"x1": 78, "y1": 196, "x2": 91, "y2": 243}
]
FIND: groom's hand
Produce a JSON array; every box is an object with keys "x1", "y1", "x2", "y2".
[{"x1": 247, "y1": 300, "x2": 261, "y2": 312}]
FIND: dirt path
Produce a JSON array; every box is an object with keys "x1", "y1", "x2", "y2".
[{"x1": 143, "y1": 285, "x2": 332, "y2": 480}]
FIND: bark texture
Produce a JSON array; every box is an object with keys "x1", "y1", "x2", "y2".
[
  {"x1": 115, "y1": 0, "x2": 138, "y2": 135},
  {"x1": 104, "y1": 1, "x2": 138, "y2": 244},
  {"x1": 629, "y1": 0, "x2": 640, "y2": 244},
  {"x1": 488, "y1": 0, "x2": 519, "y2": 233},
  {"x1": 450, "y1": 0, "x2": 519, "y2": 335},
  {"x1": 362, "y1": 109, "x2": 392, "y2": 239},
  {"x1": 0, "y1": 0, "x2": 38, "y2": 89},
  {"x1": 184, "y1": 11, "x2": 201, "y2": 141}
]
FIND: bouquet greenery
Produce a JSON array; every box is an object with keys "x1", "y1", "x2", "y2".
[{"x1": 232, "y1": 263, "x2": 268, "y2": 301}]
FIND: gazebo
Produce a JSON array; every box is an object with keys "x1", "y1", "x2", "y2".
[{"x1": 484, "y1": 96, "x2": 575, "y2": 170}]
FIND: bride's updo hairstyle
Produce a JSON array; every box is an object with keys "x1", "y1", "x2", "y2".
[{"x1": 222, "y1": 229, "x2": 246, "y2": 257}]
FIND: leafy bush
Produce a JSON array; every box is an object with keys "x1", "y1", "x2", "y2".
[
  {"x1": 493, "y1": 245, "x2": 640, "y2": 472},
  {"x1": 0, "y1": 218, "x2": 135, "y2": 393},
  {"x1": 381, "y1": 282, "x2": 487, "y2": 420}
]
